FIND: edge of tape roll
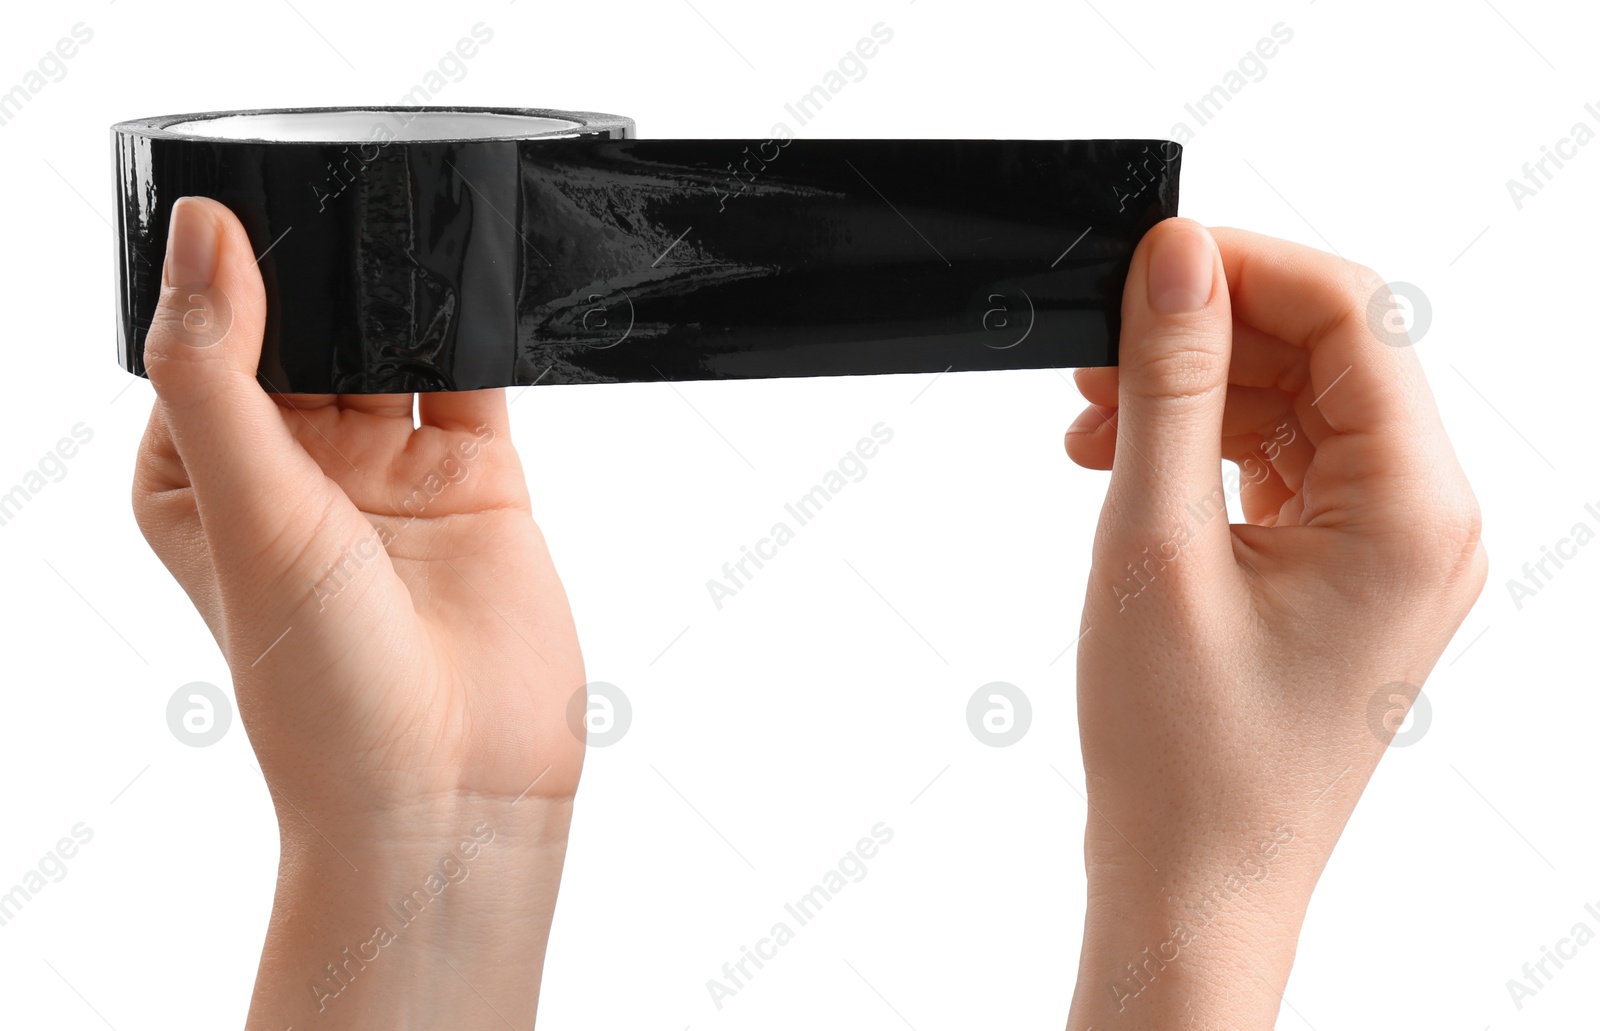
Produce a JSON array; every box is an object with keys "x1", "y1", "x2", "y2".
[{"x1": 113, "y1": 107, "x2": 1181, "y2": 393}]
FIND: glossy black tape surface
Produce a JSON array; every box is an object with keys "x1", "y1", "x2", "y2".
[{"x1": 114, "y1": 109, "x2": 1181, "y2": 392}]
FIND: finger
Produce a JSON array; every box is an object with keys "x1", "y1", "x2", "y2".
[
  {"x1": 1072, "y1": 366, "x2": 1119, "y2": 407},
  {"x1": 1289, "y1": 381, "x2": 1336, "y2": 452},
  {"x1": 1067, "y1": 381, "x2": 1309, "y2": 477},
  {"x1": 133, "y1": 399, "x2": 191, "y2": 495},
  {"x1": 1229, "y1": 320, "x2": 1309, "y2": 392},
  {"x1": 1224, "y1": 433, "x2": 1295, "y2": 525},
  {"x1": 1209, "y1": 226, "x2": 1477, "y2": 536},
  {"x1": 271, "y1": 393, "x2": 416, "y2": 420},
  {"x1": 1218, "y1": 385, "x2": 1294, "y2": 439},
  {"x1": 418, "y1": 388, "x2": 509, "y2": 435},
  {"x1": 1209, "y1": 227, "x2": 1432, "y2": 445},
  {"x1": 1107, "y1": 218, "x2": 1234, "y2": 551},
  {"x1": 1260, "y1": 410, "x2": 1315, "y2": 496},
  {"x1": 131, "y1": 402, "x2": 221, "y2": 628},
  {"x1": 1076, "y1": 324, "x2": 1311, "y2": 440},
  {"x1": 1065, "y1": 404, "x2": 1117, "y2": 470},
  {"x1": 1220, "y1": 397, "x2": 1315, "y2": 496},
  {"x1": 142, "y1": 197, "x2": 356, "y2": 574},
  {"x1": 1082, "y1": 324, "x2": 1303, "y2": 403},
  {"x1": 1227, "y1": 320, "x2": 1341, "y2": 452},
  {"x1": 340, "y1": 393, "x2": 415, "y2": 419}
]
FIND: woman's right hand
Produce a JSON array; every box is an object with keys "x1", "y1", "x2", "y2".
[{"x1": 1062, "y1": 219, "x2": 1485, "y2": 1028}]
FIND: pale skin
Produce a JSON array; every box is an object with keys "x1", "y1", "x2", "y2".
[
  {"x1": 134, "y1": 197, "x2": 586, "y2": 1028},
  {"x1": 133, "y1": 201, "x2": 1483, "y2": 1028},
  {"x1": 1063, "y1": 219, "x2": 1485, "y2": 1028}
]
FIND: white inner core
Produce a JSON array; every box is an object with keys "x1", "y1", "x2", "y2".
[{"x1": 166, "y1": 110, "x2": 582, "y2": 142}]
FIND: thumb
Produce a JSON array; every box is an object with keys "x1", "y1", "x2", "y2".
[
  {"x1": 144, "y1": 197, "x2": 344, "y2": 571},
  {"x1": 1107, "y1": 218, "x2": 1233, "y2": 543}
]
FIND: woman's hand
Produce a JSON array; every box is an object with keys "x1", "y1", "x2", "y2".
[
  {"x1": 1063, "y1": 219, "x2": 1486, "y2": 1029},
  {"x1": 133, "y1": 197, "x2": 585, "y2": 1028}
]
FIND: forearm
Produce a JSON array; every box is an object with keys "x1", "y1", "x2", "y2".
[{"x1": 245, "y1": 795, "x2": 573, "y2": 1030}]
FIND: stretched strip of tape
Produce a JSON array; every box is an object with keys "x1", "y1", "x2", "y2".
[{"x1": 113, "y1": 107, "x2": 1181, "y2": 393}]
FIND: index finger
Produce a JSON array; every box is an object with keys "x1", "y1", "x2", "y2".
[{"x1": 1208, "y1": 226, "x2": 1433, "y2": 439}]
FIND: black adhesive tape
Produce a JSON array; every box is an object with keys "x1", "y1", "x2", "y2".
[{"x1": 113, "y1": 107, "x2": 1181, "y2": 393}]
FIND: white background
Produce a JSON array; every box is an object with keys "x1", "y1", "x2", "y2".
[{"x1": 0, "y1": 0, "x2": 1595, "y2": 1027}]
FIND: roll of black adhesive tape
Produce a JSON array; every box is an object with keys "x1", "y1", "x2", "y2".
[{"x1": 113, "y1": 107, "x2": 1181, "y2": 393}]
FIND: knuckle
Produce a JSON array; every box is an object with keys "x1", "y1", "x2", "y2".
[
  {"x1": 1378, "y1": 490, "x2": 1487, "y2": 602},
  {"x1": 1349, "y1": 260, "x2": 1387, "y2": 291},
  {"x1": 1345, "y1": 261, "x2": 1388, "y2": 301},
  {"x1": 1123, "y1": 339, "x2": 1229, "y2": 404},
  {"x1": 1434, "y1": 497, "x2": 1488, "y2": 599},
  {"x1": 129, "y1": 479, "x2": 153, "y2": 535},
  {"x1": 1424, "y1": 484, "x2": 1485, "y2": 557},
  {"x1": 1338, "y1": 261, "x2": 1390, "y2": 328},
  {"x1": 146, "y1": 283, "x2": 236, "y2": 354},
  {"x1": 143, "y1": 333, "x2": 237, "y2": 406}
]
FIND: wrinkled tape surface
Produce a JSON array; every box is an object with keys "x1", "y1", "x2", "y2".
[{"x1": 115, "y1": 113, "x2": 1181, "y2": 392}]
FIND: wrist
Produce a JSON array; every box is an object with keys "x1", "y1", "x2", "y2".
[
  {"x1": 1068, "y1": 900, "x2": 1308, "y2": 1030},
  {"x1": 1068, "y1": 822, "x2": 1319, "y2": 1030},
  {"x1": 248, "y1": 794, "x2": 574, "y2": 1029}
]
